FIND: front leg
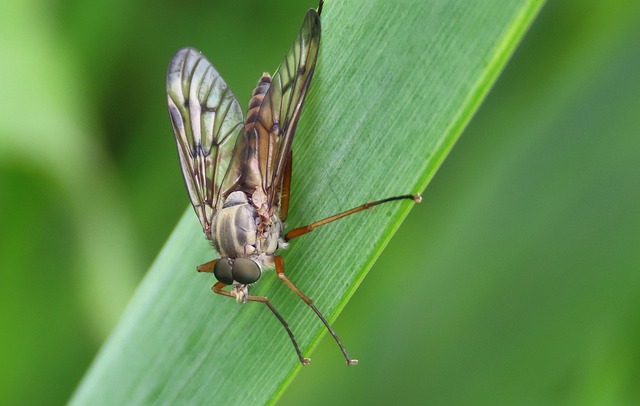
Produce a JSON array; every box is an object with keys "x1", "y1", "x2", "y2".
[{"x1": 211, "y1": 282, "x2": 310, "y2": 366}]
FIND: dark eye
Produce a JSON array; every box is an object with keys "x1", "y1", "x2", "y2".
[
  {"x1": 213, "y1": 259, "x2": 233, "y2": 285},
  {"x1": 232, "y1": 258, "x2": 261, "y2": 285}
]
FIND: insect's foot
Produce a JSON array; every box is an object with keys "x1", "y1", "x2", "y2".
[
  {"x1": 347, "y1": 359, "x2": 359, "y2": 366},
  {"x1": 301, "y1": 358, "x2": 311, "y2": 366}
]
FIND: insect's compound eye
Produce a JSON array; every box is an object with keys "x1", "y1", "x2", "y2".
[
  {"x1": 232, "y1": 258, "x2": 261, "y2": 285},
  {"x1": 213, "y1": 259, "x2": 234, "y2": 285}
]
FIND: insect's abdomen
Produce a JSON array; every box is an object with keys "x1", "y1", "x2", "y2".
[
  {"x1": 244, "y1": 73, "x2": 272, "y2": 132},
  {"x1": 210, "y1": 192, "x2": 258, "y2": 258}
]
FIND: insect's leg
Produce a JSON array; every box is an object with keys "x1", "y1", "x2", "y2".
[
  {"x1": 285, "y1": 194, "x2": 421, "y2": 241},
  {"x1": 211, "y1": 281, "x2": 311, "y2": 366},
  {"x1": 197, "y1": 259, "x2": 217, "y2": 273},
  {"x1": 279, "y1": 151, "x2": 293, "y2": 222},
  {"x1": 274, "y1": 256, "x2": 358, "y2": 366}
]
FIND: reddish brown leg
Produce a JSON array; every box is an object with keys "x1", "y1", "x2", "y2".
[
  {"x1": 275, "y1": 256, "x2": 358, "y2": 366},
  {"x1": 285, "y1": 194, "x2": 421, "y2": 241},
  {"x1": 279, "y1": 151, "x2": 293, "y2": 222},
  {"x1": 197, "y1": 259, "x2": 217, "y2": 273},
  {"x1": 211, "y1": 281, "x2": 310, "y2": 366}
]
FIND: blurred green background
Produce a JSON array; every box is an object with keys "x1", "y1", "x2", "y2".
[{"x1": 1, "y1": 0, "x2": 639, "y2": 405}]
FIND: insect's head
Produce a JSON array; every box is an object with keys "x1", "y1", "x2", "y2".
[{"x1": 213, "y1": 257, "x2": 261, "y2": 285}]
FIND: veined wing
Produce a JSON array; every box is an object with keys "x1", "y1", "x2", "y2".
[
  {"x1": 220, "y1": 7, "x2": 321, "y2": 218},
  {"x1": 264, "y1": 8, "x2": 321, "y2": 215},
  {"x1": 166, "y1": 47, "x2": 244, "y2": 238}
]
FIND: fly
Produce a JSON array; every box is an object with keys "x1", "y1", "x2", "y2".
[{"x1": 166, "y1": 1, "x2": 420, "y2": 366}]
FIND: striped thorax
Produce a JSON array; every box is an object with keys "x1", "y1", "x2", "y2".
[{"x1": 211, "y1": 191, "x2": 285, "y2": 261}]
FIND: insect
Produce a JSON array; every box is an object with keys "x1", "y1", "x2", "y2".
[{"x1": 166, "y1": 1, "x2": 420, "y2": 366}]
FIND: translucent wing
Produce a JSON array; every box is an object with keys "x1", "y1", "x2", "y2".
[
  {"x1": 219, "y1": 8, "x2": 321, "y2": 217},
  {"x1": 264, "y1": 9, "x2": 321, "y2": 212},
  {"x1": 166, "y1": 48, "x2": 244, "y2": 238}
]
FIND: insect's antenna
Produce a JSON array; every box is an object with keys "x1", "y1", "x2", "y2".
[
  {"x1": 275, "y1": 256, "x2": 358, "y2": 366},
  {"x1": 317, "y1": 0, "x2": 324, "y2": 16},
  {"x1": 285, "y1": 194, "x2": 421, "y2": 241}
]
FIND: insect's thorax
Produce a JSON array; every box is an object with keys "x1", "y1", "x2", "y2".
[{"x1": 210, "y1": 191, "x2": 284, "y2": 261}]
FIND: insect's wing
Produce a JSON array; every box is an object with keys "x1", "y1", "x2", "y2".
[
  {"x1": 166, "y1": 48, "x2": 244, "y2": 238},
  {"x1": 260, "y1": 8, "x2": 322, "y2": 218}
]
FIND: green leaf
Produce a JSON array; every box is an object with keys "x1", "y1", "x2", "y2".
[
  {"x1": 71, "y1": 0, "x2": 543, "y2": 404},
  {"x1": 282, "y1": 1, "x2": 640, "y2": 405}
]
